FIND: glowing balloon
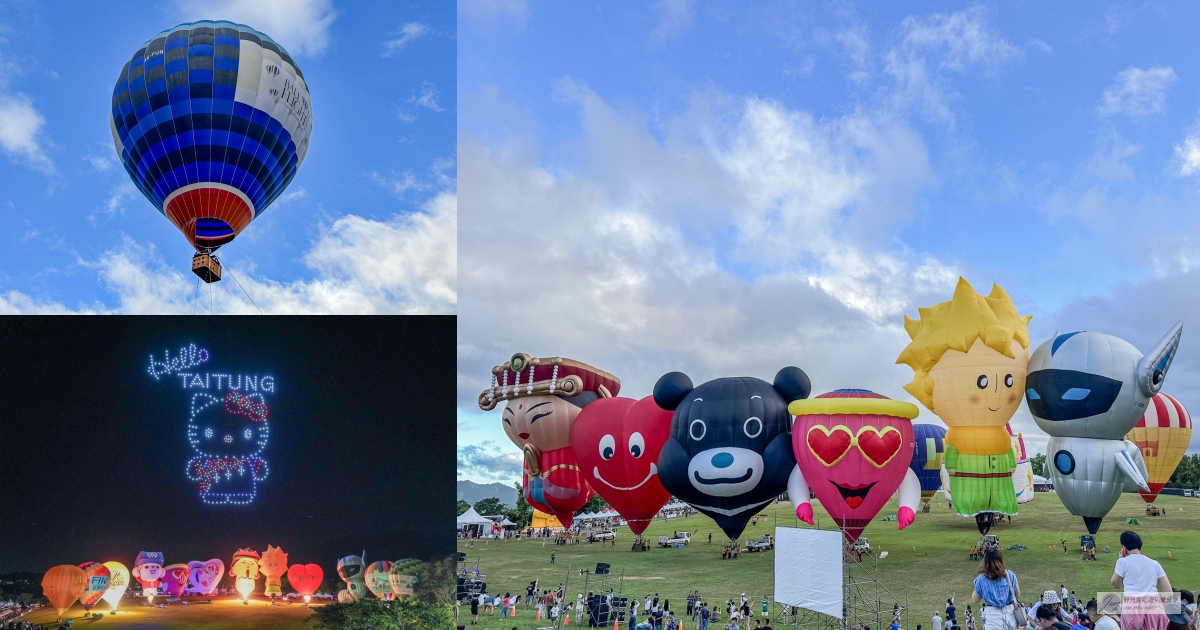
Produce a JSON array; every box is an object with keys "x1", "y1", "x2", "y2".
[
  {"x1": 187, "y1": 559, "x2": 224, "y2": 595},
  {"x1": 364, "y1": 561, "x2": 393, "y2": 600},
  {"x1": 909, "y1": 424, "x2": 947, "y2": 504},
  {"x1": 1008, "y1": 424, "x2": 1034, "y2": 505},
  {"x1": 42, "y1": 564, "x2": 86, "y2": 619},
  {"x1": 260, "y1": 545, "x2": 289, "y2": 597},
  {"x1": 1127, "y1": 392, "x2": 1192, "y2": 503},
  {"x1": 131, "y1": 551, "x2": 165, "y2": 597},
  {"x1": 286, "y1": 563, "x2": 323, "y2": 599},
  {"x1": 337, "y1": 556, "x2": 367, "y2": 602},
  {"x1": 790, "y1": 390, "x2": 921, "y2": 542},
  {"x1": 229, "y1": 549, "x2": 260, "y2": 600},
  {"x1": 388, "y1": 559, "x2": 422, "y2": 599},
  {"x1": 572, "y1": 396, "x2": 673, "y2": 535},
  {"x1": 162, "y1": 564, "x2": 189, "y2": 598},
  {"x1": 100, "y1": 562, "x2": 129, "y2": 613},
  {"x1": 77, "y1": 562, "x2": 111, "y2": 612},
  {"x1": 896, "y1": 278, "x2": 1031, "y2": 533}
]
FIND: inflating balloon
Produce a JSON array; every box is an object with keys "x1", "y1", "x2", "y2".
[
  {"x1": 1008, "y1": 424, "x2": 1034, "y2": 505},
  {"x1": 230, "y1": 549, "x2": 260, "y2": 600},
  {"x1": 480, "y1": 353, "x2": 619, "y2": 527},
  {"x1": 77, "y1": 562, "x2": 111, "y2": 612},
  {"x1": 1127, "y1": 392, "x2": 1192, "y2": 503},
  {"x1": 42, "y1": 565, "x2": 86, "y2": 619},
  {"x1": 572, "y1": 395, "x2": 673, "y2": 535},
  {"x1": 101, "y1": 561, "x2": 129, "y2": 613},
  {"x1": 364, "y1": 560, "x2": 393, "y2": 600},
  {"x1": 388, "y1": 559, "x2": 422, "y2": 599},
  {"x1": 790, "y1": 389, "x2": 921, "y2": 542},
  {"x1": 286, "y1": 563, "x2": 323, "y2": 602},
  {"x1": 260, "y1": 545, "x2": 289, "y2": 597},
  {"x1": 110, "y1": 21, "x2": 313, "y2": 282},
  {"x1": 162, "y1": 564, "x2": 189, "y2": 598},
  {"x1": 654, "y1": 367, "x2": 810, "y2": 542},
  {"x1": 1027, "y1": 322, "x2": 1182, "y2": 533},
  {"x1": 337, "y1": 555, "x2": 367, "y2": 602},
  {"x1": 897, "y1": 278, "x2": 1032, "y2": 533},
  {"x1": 188, "y1": 559, "x2": 224, "y2": 595},
  {"x1": 909, "y1": 424, "x2": 947, "y2": 505},
  {"x1": 131, "y1": 551, "x2": 166, "y2": 597}
]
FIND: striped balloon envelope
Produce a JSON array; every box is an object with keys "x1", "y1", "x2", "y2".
[
  {"x1": 1126, "y1": 392, "x2": 1192, "y2": 503},
  {"x1": 110, "y1": 21, "x2": 312, "y2": 254}
]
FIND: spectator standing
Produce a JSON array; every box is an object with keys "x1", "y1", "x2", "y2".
[
  {"x1": 1112, "y1": 531, "x2": 1172, "y2": 630},
  {"x1": 970, "y1": 547, "x2": 1020, "y2": 630},
  {"x1": 700, "y1": 602, "x2": 711, "y2": 630},
  {"x1": 949, "y1": 600, "x2": 958, "y2": 624},
  {"x1": 934, "y1": 611, "x2": 944, "y2": 630}
]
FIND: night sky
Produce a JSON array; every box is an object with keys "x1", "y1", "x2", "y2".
[{"x1": 0, "y1": 317, "x2": 454, "y2": 575}]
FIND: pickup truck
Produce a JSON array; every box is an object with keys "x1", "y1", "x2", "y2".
[
  {"x1": 744, "y1": 535, "x2": 774, "y2": 552},
  {"x1": 658, "y1": 532, "x2": 691, "y2": 547}
]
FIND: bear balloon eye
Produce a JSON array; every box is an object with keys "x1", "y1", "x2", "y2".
[
  {"x1": 977, "y1": 375, "x2": 988, "y2": 389},
  {"x1": 689, "y1": 419, "x2": 706, "y2": 441},
  {"x1": 628, "y1": 432, "x2": 645, "y2": 458},
  {"x1": 744, "y1": 417, "x2": 762, "y2": 438},
  {"x1": 1004, "y1": 374, "x2": 1013, "y2": 388},
  {"x1": 599, "y1": 434, "x2": 616, "y2": 460}
]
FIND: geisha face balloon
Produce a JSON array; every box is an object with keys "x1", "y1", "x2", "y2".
[
  {"x1": 572, "y1": 396, "x2": 673, "y2": 535},
  {"x1": 791, "y1": 389, "x2": 917, "y2": 542},
  {"x1": 188, "y1": 559, "x2": 224, "y2": 595},
  {"x1": 501, "y1": 395, "x2": 581, "y2": 453}
]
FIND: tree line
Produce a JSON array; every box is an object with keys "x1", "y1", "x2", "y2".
[
  {"x1": 456, "y1": 482, "x2": 609, "y2": 528},
  {"x1": 1029, "y1": 452, "x2": 1200, "y2": 489}
]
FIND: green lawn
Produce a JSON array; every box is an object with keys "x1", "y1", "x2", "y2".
[
  {"x1": 460, "y1": 492, "x2": 1200, "y2": 630},
  {"x1": 16, "y1": 594, "x2": 318, "y2": 629}
]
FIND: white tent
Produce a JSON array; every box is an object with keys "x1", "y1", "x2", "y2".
[{"x1": 457, "y1": 507, "x2": 492, "y2": 526}]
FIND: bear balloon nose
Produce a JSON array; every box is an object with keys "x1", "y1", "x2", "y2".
[{"x1": 711, "y1": 452, "x2": 734, "y2": 468}]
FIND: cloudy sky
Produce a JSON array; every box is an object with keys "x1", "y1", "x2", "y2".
[
  {"x1": 458, "y1": 1, "x2": 1200, "y2": 485},
  {"x1": 0, "y1": 0, "x2": 455, "y2": 313}
]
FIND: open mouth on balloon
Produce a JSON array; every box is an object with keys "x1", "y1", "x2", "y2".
[
  {"x1": 832, "y1": 481, "x2": 876, "y2": 508},
  {"x1": 594, "y1": 463, "x2": 658, "y2": 491},
  {"x1": 693, "y1": 468, "x2": 753, "y2": 485}
]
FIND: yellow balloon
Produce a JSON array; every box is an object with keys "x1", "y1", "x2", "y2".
[{"x1": 1126, "y1": 392, "x2": 1192, "y2": 503}]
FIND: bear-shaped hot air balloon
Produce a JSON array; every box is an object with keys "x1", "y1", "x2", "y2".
[
  {"x1": 1008, "y1": 424, "x2": 1035, "y2": 505},
  {"x1": 260, "y1": 545, "x2": 288, "y2": 598},
  {"x1": 42, "y1": 565, "x2": 86, "y2": 620},
  {"x1": 364, "y1": 561, "x2": 393, "y2": 600},
  {"x1": 479, "y1": 354, "x2": 621, "y2": 527},
  {"x1": 1026, "y1": 322, "x2": 1182, "y2": 533},
  {"x1": 909, "y1": 424, "x2": 947, "y2": 507},
  {"x1": 77, "y1": 562, "x2": 111, "y2": 613},
  {"x1": 131, "y1": 551, "x2": 166, "y2": 598},
  {"x1": 101, "y1": 561, "x2": 130, "y2": 613},
  {"x1": 1127, "y1": 392, "x2": 1192, "y2": 504},
  {"x1": 186, "y1": 390, "x2": 270, "y2": 505},
  {"x1": 572, "y1": 396, "x2": 674, "y2": 536},
  {"x1": 229, "y1": 549, "x2": 261, "y2": 601},
  {"x1": 790, "y1": 389, "x2": 922, "y2": 542},
  {"x1": 337, "y1": 555, "x2": 367, "y2": 602},
  {"x1": 653, "y1": 367, "x2": 811, "y2": 542},
  {"x1": 286, "y1": 563, "x2": 323, "y2": 603},
  {"x1": 896, "y1": 278, "x2": 1032, "y2": 533},
  {"x1": 162, "y1": 564, "x2": 190, "y2": 598},
  {"x1": 388, "y1": 559, "x2": 422, "y2": 599},
  {"x1": 187, "y1": 559, "x2": 224, "y2": 595}
]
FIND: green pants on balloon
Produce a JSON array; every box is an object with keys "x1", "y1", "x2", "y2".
[{"x1": 944, "y1": 445, "x2": 1017, "y2": 515}]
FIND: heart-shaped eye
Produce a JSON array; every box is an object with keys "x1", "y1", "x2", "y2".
[
  {"x1": 807, "y1": 425, "x2": 854, "y2": 467},
  {"x1": 856, "y1": 426, "x2": 902, "y2": 467}
]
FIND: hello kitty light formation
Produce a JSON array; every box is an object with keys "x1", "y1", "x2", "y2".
[{"x1": 147, "y1": 344, "x2": 275, "y2": 505}]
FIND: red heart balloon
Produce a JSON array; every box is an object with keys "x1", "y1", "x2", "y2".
[
  {"x1": 857, "y1": 426, "x2": 902, "y2": 467},
  {"x1": 286, "y1": 563, "x2": 324, "y2": 597},
  {"x1": 571, "y1": 396, "x2": 673, "y2": 535},
  {"x1": 806, "y1": 425, "x2": 854, "y2": 466}
]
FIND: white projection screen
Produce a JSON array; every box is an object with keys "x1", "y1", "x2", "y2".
[{"x1": 774, "y1": 527, "x2": 842, "y2": 618}]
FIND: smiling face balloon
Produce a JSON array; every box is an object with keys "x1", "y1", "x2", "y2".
[
  {"x1": 101, "y1": 562, "x2": 129, "y2": 612},
  {"x1": 260, "y1": 545, "x2": 289, "y2": 597},
  {"x1": 131, "y1": 551, "x2": 165, "y2": 596},
  {"x1": 188, "y1": 559, "x2": 224, "y2": 595},
  {"x1": 77, "y1": 562, "x2": 111, "y2": 612},
  {"x1": 572, "y1": 396, "x2": 673, "y2": 535},
  {"x1": 162, "y1": 564, "x2": 189, "y2": 598}
]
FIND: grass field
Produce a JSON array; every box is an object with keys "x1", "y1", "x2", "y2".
[
  {"x1": 459, "y1": 492, "x2": 1200, "y2": 630},
  {"x1": 16, "y1": 594, "x2": 319, "y2": 629}
]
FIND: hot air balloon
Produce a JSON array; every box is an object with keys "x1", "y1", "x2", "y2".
[
  {"x1": 187, "y1": 559, "x2": 224, "y2": 595},
  {"x1": 42, "y1": 565, "x2": 86, "y2": 619},
  {"x1": 77, "y1": 562, "x2": 111, "y2": 613},
  {"x1": 337, "y1": 556, "x2": 367, "y2": 602},
  {"x1": 654, "y1": 367, "x2": 811, "y2": 542},
  {"x1": 479, "y1": 353, "x2": 620, "y2": 527},
  {"x1": 388, "y1": 559, "x2": 422, "y2": 599},
  {"x1": 111, "y1": 21, "x2": 313, "y2": 282},
  {"x1": 790, "y1": 390, "x2": 922, "y2": 542},
  {"x1": 260, "y1": 545, "x2": 289, "y2": 598},
  {"x1": 896, "y1": 278, "x2": 1032, "y2": 533},
  {"x1": 162, "y1": 564, "x2": 190, "y2": 598},
  {"x1": 572, "y1": 396, "x2": 673, "y2": 536},
  {"x1": 286, "y1": 563, "x2": 324, "y2": 603},
  {"x1": 1127, "y1": 393, "x2": 1193, "y2": 503},
  {"x1": 364, "y1": 561, "x2": 393, "y2": 600},
  {"x1": 230, "y1": 549, "x2": 261, "y2": 601},
  {"x1": 131, "y1": 551, "x2": 165, "y2": 598},
  {"x1": 1007, "y1": 424, "x2": 1035, "y2": 505},
  {"x1": 101, "y1": 562, "x2": 130, "y2": 613},
  {"x1": 909, "y1": 424, "x2": 947, "y2": 505},
  {"x1": 1027, "y1": 323, "x2": 1182, "y2": 533}
]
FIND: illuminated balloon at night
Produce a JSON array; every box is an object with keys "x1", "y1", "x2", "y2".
[
  {"x1": 132, "y1": 551, "x2": 166, "y2": 597},
  {"x1": 230, "y1": 549, "x2": 261, "y2": 600},
  {"x1": 163, "y1": 564, "x2": 189, "y2": 598},
  {"x1": 286, "y1": 563, "x2": 324, "y2": 601},
  {"x1": 337, "y1": 556, "x2": 367, "y2": 602},
  {"x1": 479, "y1": 353, "x2": 621, "y2": 527},
  {"x1": 187, "y1": 390, "x2": 270, "y2": 505},
  {"x1": 42, "y1": 565, "x2": 86, "y2": 619},
  {"x1": 908, "y1": 424, "x2": 946, "y2": 505},
  {"x1": 1127, "y1": 392, "x2": 1192, "y2": 503},
  {"x1": 101, "y1": 562, "x2": 130, "y2": 613},
  {"x1": 188, "y1": 559, "x2": 224, "y2": 595},
  {"x1": 77, "y1": 562, "x2": 111, "y2": 612},
  {"x1": 260, "y1": 545, "x2": 289, "y2": 597},
  {"x1": 388, "y1": 559, "x2": 422, "y2": 599},
  {"x1": 572, "y1": 396, "x2": 673, "y2": 536},
  {"x1": 790, "y1": 390, "x2": 921, "y2": 542},
  {"x1": 364, "y1": 560, "x2": 393, "y2": 600},
  {"x1": 111, "y1": 21, "x2": 313, "y2": 283}
]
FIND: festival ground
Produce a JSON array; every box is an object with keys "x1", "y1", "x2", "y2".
[
  {"x1": 460, "y1": 493, "x2": 1200, "y2": 630},
  {"x1": 15, "y1": 594, "x2": 321, "y2": 629}
]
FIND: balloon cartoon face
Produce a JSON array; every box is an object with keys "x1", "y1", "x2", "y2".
[
  {"x1": 162, "y1": 564, "x2": 189, "y2": 598},
  {"x1": 132, "y1": 551, "x2": 165, "y2": 592},
  {"x1": 230, "y1": 550, "x2": 261, "y2": 580},
  {"x1": 572, "y1": 396, "x2": 673, "y2": 535},
  {"x1": 337, "y1": 556, "x2": 367, "y2": 601},
  {"x1": 187, "y1": 391, "x2": 270, "y2": 505},
  {"x1": 260, "y1": 545, "x2": 289, "y2": 596},
  {"x1": 792, "y1": 390, "x2": 916, "y2": 540},
  {"x1": 502, "y1": 395, "x2": 581, "y2": 453},
  {"x1": 287, "y1": 563, "x2": 324, "y2": 598},
  {"x1": 654, "y1": 367, "x2": 810, "y2": 540},
  {"x1": 188, "y1": 559, "x2": 224, "y2": 595},
  {"x1": 927, "y1": 338, "x2": 1027, "y2": 428},
  {"x1": 1026, "y1": 324, "x2": 1182, "y2": 439},
  {"x1": 364, "y1": 561, "x2": 393, "y2": 600},
  {"x1": 77, "y1": 562, "x2": 111, "y2": 612}
]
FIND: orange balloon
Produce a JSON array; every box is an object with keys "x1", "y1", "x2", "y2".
[
  {"x1": 41, "y1": 564, "x2": 86, "y2": 618},
  {"x1": 1127, "y1": 393, "x2": 1192, "y2": 503}
]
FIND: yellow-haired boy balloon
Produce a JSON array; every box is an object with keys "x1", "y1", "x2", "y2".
[{"x1": 896, "y1": 277, "x2": 1031, "y2": 533}]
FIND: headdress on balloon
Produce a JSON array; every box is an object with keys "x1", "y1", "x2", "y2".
[
  {"x1": 135, "y1": 551, "x2": 163, "y2": 568},
  {"x1": 895, "y1": 277, "x2": 1032, "y2": 409},
  {"x1": 478, "y1": 353, "x2": 621, "y2": 411}
]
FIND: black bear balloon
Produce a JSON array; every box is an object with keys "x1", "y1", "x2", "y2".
[{"x1": 653, "y1": 367, "x2": 811, "y2": 541}]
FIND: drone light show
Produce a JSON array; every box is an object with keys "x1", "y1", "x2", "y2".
[{"x1": 148, "y1": 344, "x2": 276, "y2": 505}]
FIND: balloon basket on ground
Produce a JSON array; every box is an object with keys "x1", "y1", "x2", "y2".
[{"x1": 192, "y1": 253, "x2": 222, "y2": 283}]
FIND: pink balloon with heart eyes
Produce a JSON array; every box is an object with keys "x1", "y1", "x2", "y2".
[{"x1": 187, "y1": 559, "x2": 224, "y2": 595}]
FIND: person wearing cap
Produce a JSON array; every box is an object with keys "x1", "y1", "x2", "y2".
[{"x1": 1112, "y1": 531, "x2": 1172, "y2": 630}]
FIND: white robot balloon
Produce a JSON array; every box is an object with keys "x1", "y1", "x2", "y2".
[{"x1": 1025, "y1": 321, "x2": 1182, "y2": 533}]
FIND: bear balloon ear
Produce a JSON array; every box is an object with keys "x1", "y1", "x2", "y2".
[
  {"x1": 773, "y1": 367, "x2": 811, "y2": 403},
  {"x1": 653, "y1": 372, "x2": 694, "y2": 411},
  {"x1": 1137, "y1": 320, "x2": 1183, "y2": 397}
]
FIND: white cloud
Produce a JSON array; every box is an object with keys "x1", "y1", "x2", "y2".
[
  {"x1": 382, "y1": 22, "x2": 429, "y2": 56},
  {"x1": 1176, "y1": 134, "x2": 1200, "y2": 176},
  {"x1": 649, "y1": 0, "x2": 693, "y2": 44},
  {"x1": 459, "y1": 0, "x2": 529, "y2": 33},
  {"x1": 0, "y1": 94, "x2": 55, "y2": 175},
  {"x1": 1098, "y1": 66, "x2": 1177, "y2": 118},
  {"x1": 369, "y1": 171, "x2": 423, "y2": 198},
  {"x1": 172, "y1": 0, "x2": 337, "y2": 57},
  {"x1": 409, "y1": 81, "x2": 443, "y2": 112}
]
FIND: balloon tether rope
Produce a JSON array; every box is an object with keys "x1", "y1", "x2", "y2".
[{"x1": 225, "y1": 264, "x2": 264, "y2": 315}]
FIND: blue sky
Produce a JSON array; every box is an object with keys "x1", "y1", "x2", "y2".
[
  {"x1": 458, "y1": 1, "x2": 1200, "y2": 485},
  {"x1": 0, "y1": 0, "x2": 455, "y2": 313}
]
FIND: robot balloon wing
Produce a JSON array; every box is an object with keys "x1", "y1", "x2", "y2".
[
  {"x1": 1115, "y1": 448, "x2": 1151, "y2": 492},
  {"x1": 1137, "y1": 320, "x2": 1182, "y2": 396}
]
